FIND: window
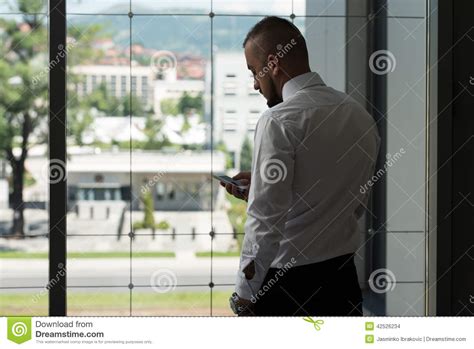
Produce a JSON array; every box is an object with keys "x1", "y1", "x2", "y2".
[
  {"x1": 247, "y1": 110, "x2": 260, "y2": 131},
  {"x1": 0, "y1": 2, "x2": 49, "y2": 315},
  {"x1": 0, "y1": 0, "x2": 433, "y2": 317}
]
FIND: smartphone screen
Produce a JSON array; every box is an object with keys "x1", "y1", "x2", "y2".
[{"x1": 212, "y1": 174, "x2": 247, "y2": 189}]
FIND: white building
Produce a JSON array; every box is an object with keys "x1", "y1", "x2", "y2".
[
  {"x1": 25, "y1": 149, "x2": 227, "y2": 213},
  {"x1": 153, "y1": 77, "x2": 204, "y2": 116},
  {"x1": 209, "y1": 52, "x2": 267, "y2": 169},
  {"x1": 71, "y1": 64, "x2": 155, "y2": 107},
  {"x1": 71, "y1": 64, "x2": 205, "y2": 116},
  {"x1": 81, "y1": 115, "x2": 206, "y2": 146}
]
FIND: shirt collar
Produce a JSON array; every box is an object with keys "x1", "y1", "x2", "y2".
[{"x1": 281, "y1": 71, "x2": 326, "y2": 101}]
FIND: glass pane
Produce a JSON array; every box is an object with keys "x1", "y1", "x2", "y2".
[
  {"x1": 387, "y1": 0, "x2": 426, "y2": 18},
  {"x1": 295, "y1": 16, "x2": 348, "y2": 92},
  {"x1": 212, "y1": 286, "x2": 234, "y2": 316},
  {"x1": 0, "y1": 0, "x2": 47, "y2": 14},
  {"x1": 0, "y1": 288, "x2": 48, "y2": 316},
  {"x1": 133, "y1": 0, "x2": 210, "y2": 15},
  {"x1": 296, "y1": 0, "x2": 347, "y2": 16},
  {"x1": 386, "y1": 17, "x2": 426, "y2": 231},
  {"x1": 67, "y1": 236, "x2": 131, "y2": 288},
  {"x1": 66, "y1": 12, "x2": 132, "y2": 294},
  {"x1": 132, "y1": 287, "x2": 210, "y2": 315},
  {"x1": 383, "y1": 16, "x2": 427, "y2": 315},
  {"x1": 0, "y1": 253, "x2": 48, "y2": 288},
  {"x1": 0, "y1": 10, "x2": 49, "y2": 315},
  {"x1": 130, "y1": 15, "x2": 213, "y2": 295},
  {"x1": 67, "y1": 0, "x2": 130, "y2": 15},
  {"x1": 67, "y1": 288, "x2": 131, "y2": 316},
  {"x1": 213, "y1": 0, "x2": 291, "y2": 16}
]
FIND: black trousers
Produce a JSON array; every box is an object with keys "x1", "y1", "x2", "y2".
[{"x1": 253, "y1": 253, "x2": 363, "y2": 316}]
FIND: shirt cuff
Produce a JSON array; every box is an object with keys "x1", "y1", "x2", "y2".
[{"x1": 234, "y1": 266, "x2": 265, "y2": 301}]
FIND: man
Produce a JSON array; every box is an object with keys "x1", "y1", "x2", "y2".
[{"x1": 223, "y1": 16, "x2": 380, "y2": 316}]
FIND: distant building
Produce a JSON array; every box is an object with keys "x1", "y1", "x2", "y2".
[
  {"x1": 207, "y1": 52, "x2": 267, "y2": 169},
  {"x1": 153, "y1": 78, "x2": 204, "y2": 117},
  {"x1": 80, "y1": 115, "x2": 206, "y2": 146},
  {"x1": 71, "y1": 64, "x2": 154, "y2": 107},
  {"x1": 25, "y1": 149, "x2": 227, "y2": 213},
  {"x1": 71, "y1": 64, "x2": 205, "y2": 116}
]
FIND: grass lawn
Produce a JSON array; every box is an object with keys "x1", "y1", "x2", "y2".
[
  {"x1": 0, "y1": 291, "x2": 233, "y2": 316},
  {"x1": 0, "y1": 251, "x2": 175, "y2": 259},
  {"x1": 195, "y1": 251, "x2": 240, "y2": 257}
]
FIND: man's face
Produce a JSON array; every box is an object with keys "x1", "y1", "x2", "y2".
[{"x1": 244, "y1": 42, "x2": 282, "y2": 108}]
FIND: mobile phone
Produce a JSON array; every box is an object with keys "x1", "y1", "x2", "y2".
[{"x1": 212, "y1": 174, "x2": 248, "y2": 191}]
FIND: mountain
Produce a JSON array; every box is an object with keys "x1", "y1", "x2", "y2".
[{"x1": 68, "y1": 5, "x2": 264, "y2": 58}]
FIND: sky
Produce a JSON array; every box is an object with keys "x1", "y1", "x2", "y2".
[{"x1": 0, "y1": 0, "x2": 306, "y2": 15}]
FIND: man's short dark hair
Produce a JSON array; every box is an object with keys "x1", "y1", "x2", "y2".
[{"x1": 243, "y1": 16, "x2": 308, "y2": 62}]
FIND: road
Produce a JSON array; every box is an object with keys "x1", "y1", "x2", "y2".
[{"x1": 0, "y1": 256, "x2": 239, "y2": 293}]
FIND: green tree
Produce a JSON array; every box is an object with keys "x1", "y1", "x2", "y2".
[
  {"x1": 239, "y1": 136, "x2": 253, "y2": 171},
  {"x1": 160, "y1": 98, "x2": 179, "y2": 116},
  {"x1": 0, "y1": 0, "x2": 104, "y2": 237},
  {"x1": 67, "y1": 86, "x2": 104, "y2": 146},
  {"x1": 177, "y1": 91, "x2": 203, "y2": 115},
  {"x1": 67, "y1": 23, "x2": 106, "y2": 146},
  {"x1": 215, "y1": 141, "x2": 233, "y2": 169},
  {"x1": 133, "y1": 189, "x2": 170, "y2": 239},
  {"x1": 121, "y1": 93, "x2": 149, "y2": 117},
  {"x1": 142, "y1": 114, "x2": 170, "y2": 150},
  {"x1": 83, "y1": 83, "x2": 120, "y2": 114},
  {"x1": 143, "y1": 190, "x2": 155, "y2": 231},
  {"x1": 0, "y1": 1, "x2": 48, "y2": 237}
]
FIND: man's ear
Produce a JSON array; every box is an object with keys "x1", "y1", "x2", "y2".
[{"x1": 266, "y1": 54, "x2": 279, "y2": 76}]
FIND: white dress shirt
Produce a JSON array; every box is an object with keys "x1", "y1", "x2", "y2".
[{"x1": 235, "y1": 71, "x2": 381, "y2": 300}]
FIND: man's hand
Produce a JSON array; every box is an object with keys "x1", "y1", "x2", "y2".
[
  {"x1": 220, "y1": 171, "x2": 251, "y2": 201},
  {"x1": 229, "y1": 292, "x2": 256, "y2": 316}
]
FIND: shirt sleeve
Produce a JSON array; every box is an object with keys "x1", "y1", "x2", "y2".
[{"x1": 234, "y1": 113, "x2": 295, "y2": 300}]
